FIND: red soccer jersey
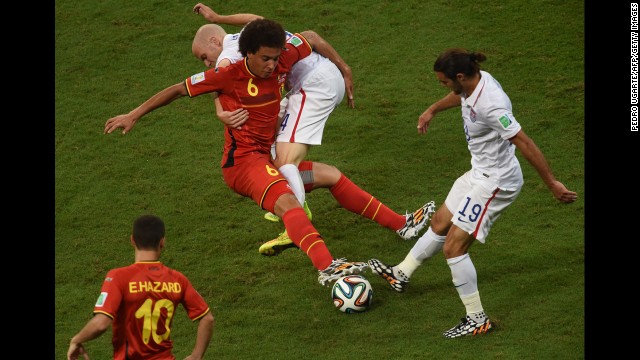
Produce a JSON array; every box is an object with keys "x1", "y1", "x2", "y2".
[
  {"x1": 93, "y1": 261, "x2": 210, "y2": 360},
  {"x1": 185, "y1": 33, "x2": 312, "y2": 168}
]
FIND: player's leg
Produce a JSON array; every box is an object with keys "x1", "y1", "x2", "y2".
[
  {"x1": 307, "y1": 161, "x2": 434, "y2": 238},
  {"x1": 439, "y1": 176, "x2": 520, "y2": 338},
  {"x1": 226, "y1": 154, "x2": 366, "y2": 285},
  {"x1": 270, "y1": 187, "x2": 368, "y2": 286},
  {"x1": 441, "y1": 228, "x2": 493, "y2": 338},
  {"x1": 263, "y1": 91, "x2": 317, "y2": 222},
  {"x1": 369, "y1": 204, "x2": 451, "y2": 292},
  {"x1": 273, "y1": 142, "x2": 310, "y2": 207},
  {"x1": 258, "y1": 160, "x2": 434, "y2": 256},
  {"x1": 264, "y1": 65, "x2": 343, "y2": 223},
  {"x1": 367, "y1": 170, "x2": 473, "y2": 292},
  {"x1": 260, "y1": 142, "x2": 311, "y2": 254}
]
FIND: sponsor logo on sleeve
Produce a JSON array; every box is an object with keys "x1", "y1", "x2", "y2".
[
  {"x1": 288, "y1": 35, "x2": 303, "y2": 47},
  {"x1": 191, "y1": 72, "x2": 206, "y2": 84},
  {"x1": 95, "y1": 292, "x2": 108, "y2": 307},
  {"x1": 498, "y1": 114, "x2": 513, "y2": 128}
]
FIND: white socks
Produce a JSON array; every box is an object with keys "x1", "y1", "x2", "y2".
[
  {"x1": 448, "y1": 253, "x2": 485, "y2": 320},
  {"x1": 394, "y1": 253, "x2": 420, "y2": 280},
  {"x1": 278, "y1": 163, "x2": 305, "y2": 205},
  {"x1": 447, "y1": 253, "x2": 478, "y2": 296},
  {"x1": 395, "y1": 227, "x2": 446, "y2": 279},
  {"x1": 411, "y1": 227, "x2": 446, "y2": 262}
]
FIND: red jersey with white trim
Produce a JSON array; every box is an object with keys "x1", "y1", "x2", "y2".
[
  {"x1": 185, "y1": 33, "x2": 312, "y2": 168},
  {"x1": 93, "y1": 261, "x2": 210, "y2": 360}
]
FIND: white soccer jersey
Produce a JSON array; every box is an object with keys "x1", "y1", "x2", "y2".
[
  {"x1": 216, "y1": 29, "x2": 330, "y2": 92},
  {"x1": 216, "y1": 32, "x2": 242, "y2": 68},
  {"x1": 459, "y1": 70, "x2": 523, "y2": 191}
]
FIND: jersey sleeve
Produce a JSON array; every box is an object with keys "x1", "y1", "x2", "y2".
[
  {"x1": 178, "y1": 273, "x2": 211, "y2": 321},
  {"x1": 277, "y1": 33, "x2": 313, "y2": 72},
  {"x1": 92, "y1": 269, "x2": 123, "y2": 319},
  {"x1": 217, "y1": 32, "x2": 242, "y2": 68},
  {"x1": 185, "y1": 67, "x2": 230, "y2": 98},
  {"x1": 485, "y1": 107, "x2": 521, "y2": 140}
]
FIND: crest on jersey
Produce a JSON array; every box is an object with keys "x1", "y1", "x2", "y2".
[
  {"x1": 288, "y1": 35, "x2": 303, "y2": 47},
  {"x1": 95, "y1": 292, "x2": 108, "y2": 307},
  {"x1": 191, "y1": 72, "x2": 206, "y2": 84},
  {"x1": 498, "y1": 113, "x2": 513, "y2": 128},
  {"x1": 470, "y1": 108, "x2": 477, "y2": 123}
]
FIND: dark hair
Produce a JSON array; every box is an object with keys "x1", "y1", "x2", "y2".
[
  {"x1": 238, "y1": 18, "x2": 286, "y2": 57},
  {"x1": 433, "y1": 48, "x2": 487, "y2": 80},
  {"x1": 132, "y1": 215, "x2": 165, "y2": 249}
]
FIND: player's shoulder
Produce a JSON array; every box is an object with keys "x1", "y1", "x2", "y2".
[
  {"x1": 164, "y1": 266, "x2": 192, "y2": 283},
  {"x1": 286, "y1": 32, "x2": 309, "y2": 48},
  {"x1": 102, "y1": 264, "x2": 133, "y2": 282},
  {"x1": 482, "y1": 71, "x2": 505, "y2": 92}
]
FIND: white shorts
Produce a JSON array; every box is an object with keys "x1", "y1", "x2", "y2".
[
  {"x1": 444, "y1": 169, "x2": 521, "y2": 243},
  {"x1": 276, "y1": 62, "x2": 345, "y2": 145}
]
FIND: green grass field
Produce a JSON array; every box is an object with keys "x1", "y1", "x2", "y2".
[{"x1": 55, "y1": 1, "x2": 584, "y2": 358}]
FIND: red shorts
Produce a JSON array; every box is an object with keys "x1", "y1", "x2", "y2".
[{"x1": 221, "y1": 153, "x2": 293, "y2": 212}]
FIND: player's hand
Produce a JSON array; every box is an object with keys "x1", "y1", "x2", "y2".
[
  {"x1": 346, "y1": 93, "x2": 355, "y2": 109},
  {"x1": 417, "y1": 109, "x2": 434, "y2": 134},
  {"x1": 105, "y1": 114, "x2": 137, "y2": 135},
  {"x1": 549, "y1": 180, "x2": 578, "y2": 203},
  {"x1": 193, "y1": 3, "x2": 218, "y2": 23},
  {"x1": 342, "y1": 71, "x2": 355, "y2": 109},
  {"x1": 217, "y1": 108, "x2": 249, "y2": 130},
  {"x1": 67, "y1": 342, "x2": 89, "y2": 360}
]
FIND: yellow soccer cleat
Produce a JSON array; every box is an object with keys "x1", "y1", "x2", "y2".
[
  {"x1": 258, "y1": 231, "x2": 298, "y2": 256},
  {"x1": 263, "y1": 201, "x2": 313, "y2": 222},
  {"x1": 263, "y1": 211, "x2": 280, "y2": 222}
]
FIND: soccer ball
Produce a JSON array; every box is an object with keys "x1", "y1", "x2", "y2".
[{"x1": 332, "y1": 275, "x2": 373, "y2": 313}]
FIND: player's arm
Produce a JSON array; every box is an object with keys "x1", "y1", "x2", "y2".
[
  {"x1": 299, "y1": 30, "x2": 355, "y2": 109},
  {"x1": 67, "y1": 313, "x2": 112, "y2": 360},
  {"x1": 192, "y1": 3, "x2": 252, "y2": 129},
  {"x1": 185, "y1": 311, "x2": 215, "y2": 360},
  {"x1": 509, "y1": 129, "x2": 578, "y2": 203},
  {"x1": 210, "y1": 59, "x2": 248, "y2": 129},
  {"x1": 213, "y1": 95, "x2": 249, "y2": 130},
  {"x1": 193, "y1": 3, "x2": 263, "y2": 26},
  {"x1": 417, "y1": 91, "x2": 460, "y2": 134},
  {"x1": 104, "y1": 82, "x2": 189, "y2": 135}
]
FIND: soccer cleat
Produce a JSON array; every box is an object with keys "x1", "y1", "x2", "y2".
[
  {"x1": 258, "y1": 231, "x2": 297, "y2": 256},
  {"x1": 318, "y1": 258, "x2": 369, "y2": 286},
  {"x1": 443, "y1": 315, "x2": 492, "y2": 339},
  {"x1": 264, "y1": 211, "x2": 280, "y2": 222},
  {"x1": 396, "y1": 200, "x2": 436, "y2": 240},
  {"x1": 303, "y1": 201, "x2": 312, "y2": 221},
  {"x1": 264, "y1": 201, "x2": 313, "y2": 222},
  {"x1": 368, "y1": 258, "x2": 408, "y2": 292}
]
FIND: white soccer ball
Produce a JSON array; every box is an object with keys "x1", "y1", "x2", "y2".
[{"x1": 332, "y1": 275, "x2": 373, "y2": 313}]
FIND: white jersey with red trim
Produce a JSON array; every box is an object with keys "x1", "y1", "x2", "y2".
[{"x1": 459, "y1": 70, "x2": 523, "y2": 191}]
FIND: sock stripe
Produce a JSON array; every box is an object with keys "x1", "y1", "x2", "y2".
[
  {"x1": 306, "y1": 239, "x2": 325, "y2": 255},
  {"x1": 371, "y1": 203, "x2": 381, "y2": 221},
  {"x1": 360, "y1": 196, "x2": 374, "y2": 216},
  {"x1": 298, "y1": 232, "x2": 320, "y2": 248}
]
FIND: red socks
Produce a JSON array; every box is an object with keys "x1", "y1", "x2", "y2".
[
  {"x1": 330, "y1": 174, "x2": 405, "y2": 231},
  {"x1": 282, "y1": 207, "x2": 333, "y2": 270}
]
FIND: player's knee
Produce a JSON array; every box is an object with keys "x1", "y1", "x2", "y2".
[
  {"x1": 429, "y1": 209, "x2": 450, "y2": 235},
  {"x1": 273, "y1": 193, "x2": 302, "y2": 216},
  {"x1": 274, "y1": 143, "x2": 309, "y2": 167},
  {"x1": 312, "y1": 162, "x2": 341, "y2": 187}
]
